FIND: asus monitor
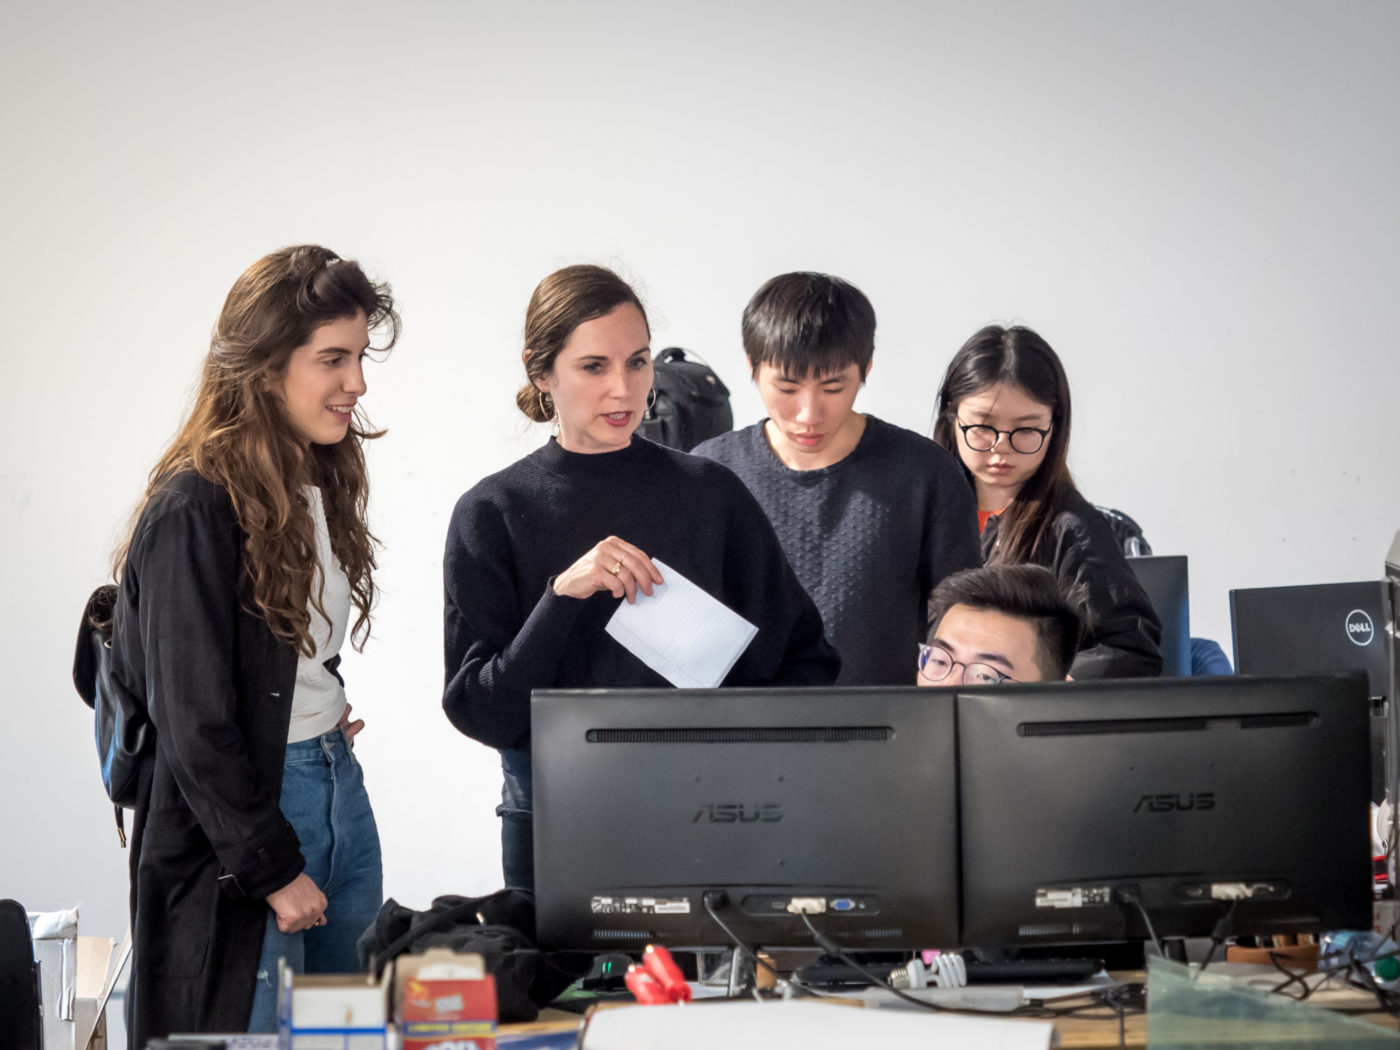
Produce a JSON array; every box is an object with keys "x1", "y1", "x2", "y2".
[
  {"x1": 957, "y1": 673, "x2": 1372, "y2": 949},
  {"x1": 531, "y1": 687, "x2": 959, "y2": 951}
]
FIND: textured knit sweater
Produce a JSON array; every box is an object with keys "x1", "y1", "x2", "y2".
[
  {"x1": 443, "y1": 437, "x2": 841, "y2": 751},
  {"x1": 693, "y1": 416, "x2": 982, "y2": 685}
]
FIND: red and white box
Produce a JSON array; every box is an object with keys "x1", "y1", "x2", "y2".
[{"x1": 395, "y1": 948, "x2": 497, "y2": 1050}]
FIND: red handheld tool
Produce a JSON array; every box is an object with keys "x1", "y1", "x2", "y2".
[{"x1": 626, "y1": 944, "x2": 692, "y2": 1004}]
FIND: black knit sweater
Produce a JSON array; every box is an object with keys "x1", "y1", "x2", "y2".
[
  {"x1": 443, "y1": 437, "x2": 841, "y2": 750},
  {"x1": 694, "y1": 417, "x2": 981, "y2": 684}
]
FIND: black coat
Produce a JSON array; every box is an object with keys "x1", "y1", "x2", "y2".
[
  {"x1": 983, "y1": 487, "x2": 1163, "y2": 679},
  {"x1": 110, "y1": 471, "x2": 303, "y2": 1045}
]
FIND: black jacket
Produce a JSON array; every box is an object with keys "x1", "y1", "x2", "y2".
[
  {"x1": 983, "y1": 487, "x2": 1163, "y2": 679},
  {"x1": 110, "y1": 471, "x2": 302, "y2": 1045}
]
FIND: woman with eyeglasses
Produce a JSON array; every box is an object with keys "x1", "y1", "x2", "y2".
[
  {"x1": 932, "y1": 325, "x2": 1161, "y2": 679},
  {"x1": 443, "y1": 264, "x2": 840, "y2": 892}
]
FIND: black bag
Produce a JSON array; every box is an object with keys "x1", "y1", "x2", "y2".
[
  {"x1": 1093, "y1": 505, "x2": 1154, "y2": 557},
  {"x1": 635, "y1": 347, "x2": 733, "y2": 452},
  {"x1": 357, "y1": 891, "x2": 592, "y2": 1023},
  {"x1": 72, "y1": 584, "x2": 151, "y2": 845}
]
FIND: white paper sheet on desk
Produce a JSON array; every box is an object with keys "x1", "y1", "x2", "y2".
[
  {"x1": 604, "y1": 558, "x2": 757, "y2": 689},
  {"x1": 580, "y1": 999, "x2": 1055, "y2": 1049}
]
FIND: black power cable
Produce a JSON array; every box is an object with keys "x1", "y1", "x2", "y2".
[
  {"x1": 1198, "y1": 901, "x2": 1239, "y2": 973},
  {"x1": 699, "y1": 891, "x2": 827, "y2": 999}
]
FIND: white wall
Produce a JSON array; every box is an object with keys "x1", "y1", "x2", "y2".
[{"x1": 3, "y1": 0, "x2": 1397, "y2": 946}]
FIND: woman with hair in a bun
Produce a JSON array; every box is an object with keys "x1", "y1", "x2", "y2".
[{"x1": 443, "y1": 264, "x2": 840, "y2": 890}]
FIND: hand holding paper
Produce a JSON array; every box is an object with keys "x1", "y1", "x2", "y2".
[{"x1": 605, "y1": 559, "x2": 757, "y2": 688}]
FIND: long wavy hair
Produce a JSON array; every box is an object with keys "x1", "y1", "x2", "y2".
[
  {"x1": 115, "y1": 245, "x2": 400, "y2": 655},
  {"x1": 933, "y1": 325, "x2": 1075, "y2": 565}
]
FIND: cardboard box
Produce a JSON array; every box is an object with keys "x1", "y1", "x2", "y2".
[
  {"x1": 28, "y1": 909, "x2": 118, "y2": 1050},
  {"x1": 279, "y1": 961, "x2": 389, "y2": 1050},
  {"x1": 395, "y1": 948, "x2": 497, "y2": 1050}
]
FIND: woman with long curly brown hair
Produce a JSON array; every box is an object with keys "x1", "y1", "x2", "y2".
[{"x1": 107, "y1": 245, "x2": 399, "y2": 1042}]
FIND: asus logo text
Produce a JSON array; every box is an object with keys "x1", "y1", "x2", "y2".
[
  {"x1": 1133, "y1": 792, "x2": 1215, "y2": 813},
  {"x1": 692, "y1": 803, "x2": 783, "y2": 824}
]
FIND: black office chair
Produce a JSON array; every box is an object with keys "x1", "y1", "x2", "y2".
[
  {"x1": 1092, "y1": 504, "x2": 1153, "y2": 557},
  {"x1": 0, "y1": 899, "x2": 43, "y2": 1050}
]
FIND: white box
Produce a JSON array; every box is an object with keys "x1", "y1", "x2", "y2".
[
  {"x1": 28, "y1": 910, "x2": 116, "y2": 1050},
  {"x1": 279, "y1": 960, "x2": 389, "y2": 1050}
]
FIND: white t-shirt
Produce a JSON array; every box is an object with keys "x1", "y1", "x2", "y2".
[{"x1": 287, "y1": 487, "x2": 351, "y2": 743}]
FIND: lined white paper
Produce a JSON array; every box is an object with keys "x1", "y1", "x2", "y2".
[{"x1": 604, "y1": 558, "x2": 757, "y2": 688}]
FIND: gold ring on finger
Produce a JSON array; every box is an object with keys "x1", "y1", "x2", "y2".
[{"x1": 608, "y1": 560, "x2": 623, "y2": 576}]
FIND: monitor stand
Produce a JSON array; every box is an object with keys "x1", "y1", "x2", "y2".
[
  {"x1": 1161, "y1": 938, "x2": 1188, "y2": 963},
  {"x1": 726, "y1": 945, "x2": 758, "y2": 997}
]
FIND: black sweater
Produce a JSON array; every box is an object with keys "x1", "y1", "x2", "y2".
[
  {"x1": 694, "y1": 417, "x2": 982, "y2": 684},
  {"x1": 443, "y1": 437, "x2": 841, "y2": 751}
]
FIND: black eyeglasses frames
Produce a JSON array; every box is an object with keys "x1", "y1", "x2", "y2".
[{"x1": 955, "y1": 420, "x2": 1052, "y2": 455}]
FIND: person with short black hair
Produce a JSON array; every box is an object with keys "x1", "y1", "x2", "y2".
[
  {"x1": 694, "y1": 272, "x2": 980, "y2": 684},
  {"x1": 918, "y1": 564, "x2": 1084, "y2": 685}
]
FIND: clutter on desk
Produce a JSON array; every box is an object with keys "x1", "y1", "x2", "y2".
[
  {"x1": 396, "y1": 947, "x2": 498, "y2": 1050},
  {"x1": 357, "y1": 891, "x2": 590, "y2": 1023},
  {"x1": 23, "y1": 904, "x2": 121, "y2": 1050},
  {"x1": 278, "y1": 961, "x2": 389, "y2": 1049},
  {"x1": 1145, "y1": 956, "x2": 1400, "y2": 1046},
  {"x1": 623, "y1": 945, "x2": 691, "y2": 1004}
]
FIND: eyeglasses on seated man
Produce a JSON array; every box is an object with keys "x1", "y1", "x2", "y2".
[{"x1": 917, "y1": 564, "x2": 1084, "y2": 687}]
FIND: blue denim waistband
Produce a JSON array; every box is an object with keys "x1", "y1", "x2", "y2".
[{"x1": 284, "y1": 726, "x2": 350, "y2": 765}]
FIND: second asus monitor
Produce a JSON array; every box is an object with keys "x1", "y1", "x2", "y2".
[{"x1": 532, "y1": 674, "x2": 1371, "y2": 952}]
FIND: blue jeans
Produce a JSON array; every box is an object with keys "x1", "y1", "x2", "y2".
[
  {"x1": 498, "y1": 747, "x2": 534, "y2": 891},
  {"x1": 247, "y1": 727, "x2": 383, "y2": 1032}
]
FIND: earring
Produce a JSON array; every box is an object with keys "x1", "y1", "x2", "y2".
[
  {"x1": 646, "y1": 388, "x2": 657, "y2": 413},
  {"x1": 537, "y1": 387, "x2": 554, "y2": 421}
]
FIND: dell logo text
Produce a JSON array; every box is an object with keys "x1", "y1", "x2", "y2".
[{"x1": 1346, "y1": 609, "x2": 1375, "y2": 647}]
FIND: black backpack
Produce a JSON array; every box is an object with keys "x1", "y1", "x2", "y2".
[
  {"x1": 635, "y1": 347, "x2": 733, "y2": 452},
  {"x1": 73, "y1": 584, "x2": 151, "y2": 845},
  {"x1": 357, "y1": 891, "x2": 591, "y2": 1023}
]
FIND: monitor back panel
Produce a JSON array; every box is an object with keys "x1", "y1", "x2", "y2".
[
  {"x1": 958, "y1": 675, "x2": 1371, "y2": 948},
  {"x1": 1128, "y1": 555, "x2": 1190, "y2": 677},
  {"x1": 532, "y1": 688, "x2": 959, "y2": 950},
  {"x1": 1230, "y1": 581, "x2": 1389, "y2": 698},
  {"x1": 1232, "y1": 580, "x2": 1391, "y2": 799}
]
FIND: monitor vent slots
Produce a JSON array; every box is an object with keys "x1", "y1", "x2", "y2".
[
  {"x1": 1018, "y1": 712, "x2": 1318, "y2": 738},
  {"x1": 585, "y1": 726, "x2": 895, "y2": 744}
]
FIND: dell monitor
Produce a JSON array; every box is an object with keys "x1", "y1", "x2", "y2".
[
  {"x1": 1128, "y1": 554, "x2": 1190, "y2": 677},
  {"x1": 1231, "y1": 580, "x2": 1392, "y2": 799},
  {"x1": 957, "y1": 673, "x2": 1372, "y2": 949},
  {"x1": 531, "y1": 687, "x2": 959, "y2": 951}
]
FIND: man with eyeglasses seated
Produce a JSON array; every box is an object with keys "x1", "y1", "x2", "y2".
[{"x1": 917, "y1": 564, "x2": 1083, "y2": 686}]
